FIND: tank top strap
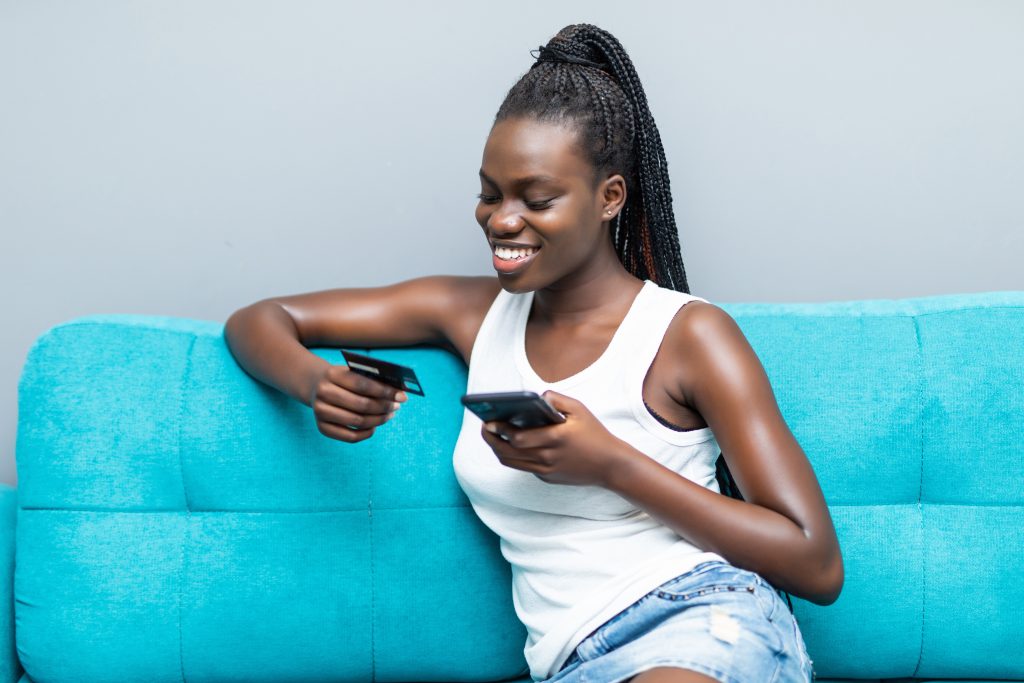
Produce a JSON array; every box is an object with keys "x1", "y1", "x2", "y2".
[
  {"x1": 623, "y1": 285, "x2": 710, "y2": 424},
  {"x1": 466, "y1": 286, "x2": 525, "y2": 391}
]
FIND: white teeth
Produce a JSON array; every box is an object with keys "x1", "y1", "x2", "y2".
[{"x1": 496, "y1": 246, "x2": 538, "y2": 261}]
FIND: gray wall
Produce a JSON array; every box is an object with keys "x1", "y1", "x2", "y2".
[{"x1": 2, "y1": 1, "x2": 1022, "y2": 486}]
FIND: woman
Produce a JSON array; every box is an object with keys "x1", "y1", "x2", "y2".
[{"x1": 225, "y1": 23, "x2": 840, "y2": 683}]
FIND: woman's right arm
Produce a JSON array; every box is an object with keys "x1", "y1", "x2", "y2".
[{"x1": 223, "y1": 275, "x2": 488, "y2": 442}]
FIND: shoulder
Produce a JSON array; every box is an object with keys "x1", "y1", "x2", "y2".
[
  {"x1": 426, "y1": 275, "x2": 504, "y2": 363},
  {"x1": 666, "y1": 299, "x2": 744, "y2": 349},
  {"x1": 423, "y1": 274, "x2": 503, "y2": 317},
  {"x1": 663, "y1": 299, "x2": 763, "y2": 400},
  {"x1": 424, "y1": 274, "x2": 503, "y2": 310}
]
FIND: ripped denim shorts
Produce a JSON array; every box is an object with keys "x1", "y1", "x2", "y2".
[{"x1": 541, "y1": 560, "x2": 815, "y2": 683}]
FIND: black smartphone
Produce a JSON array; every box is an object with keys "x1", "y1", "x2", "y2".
[{"x1": 461, "y1": 391, "x2": 566, "y2": 428}]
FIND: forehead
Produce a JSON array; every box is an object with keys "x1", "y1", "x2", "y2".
[{"x1": 480, "y1": 117, "x2": 592, "y2": 186}]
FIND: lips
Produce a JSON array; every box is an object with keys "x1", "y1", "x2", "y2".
[{"x1": 492, "y1": 246, "x2": 540, "y2": 274}]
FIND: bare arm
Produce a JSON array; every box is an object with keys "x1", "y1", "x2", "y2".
[
  {"x1": 606, "y1": 302, "x2": 844, "y2": 605},
  {"x1": 224, "y1": 301, "x2": 329, "y2": 407},
  {"x1": 223, "y1": 275, "x2": 468, "y2": 404},
  {"x1": 223, "y1": 276, "x2": 499, "y2": 443}
]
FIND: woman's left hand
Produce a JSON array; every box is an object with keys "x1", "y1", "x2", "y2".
[{"x1": 480, "y1": 390, "x2": 628, "y2": 488}]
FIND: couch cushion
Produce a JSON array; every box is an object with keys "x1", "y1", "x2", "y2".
[
  {"x1": 15, "y1": 317, "x2": 527, "y2": 682},
  {"x1": 721, "y1": 292, "x2": 1024, "y2": 680}
]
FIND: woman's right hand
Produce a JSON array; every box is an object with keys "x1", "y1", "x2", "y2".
[{"x1": 309, "y1": 364, "x2": 408, "y2": 443}]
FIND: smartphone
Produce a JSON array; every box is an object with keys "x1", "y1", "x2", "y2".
[{"x1": 461, "y1": 391, "x2": 566, "y2": 428}]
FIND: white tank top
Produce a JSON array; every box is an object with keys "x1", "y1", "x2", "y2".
[{"x1": 452, "y1": 278, "x2": 727, "y2": 681}]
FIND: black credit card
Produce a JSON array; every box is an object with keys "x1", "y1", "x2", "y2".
[{"x1": 340, "y1": 349, "x2": 425, "y2": 396}]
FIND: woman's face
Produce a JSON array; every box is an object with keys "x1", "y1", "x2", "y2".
[{"x1": 475, "y1": 116, "x2": 624, "y2": 292}]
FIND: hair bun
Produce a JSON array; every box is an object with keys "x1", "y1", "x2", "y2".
[{"x1": 529, "y1": 43, "x2": 607, "y2": 71}]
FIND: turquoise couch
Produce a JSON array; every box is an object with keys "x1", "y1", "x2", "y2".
[{"x1": 3, "y1": 291, "x2": 1023, "y2": 683}]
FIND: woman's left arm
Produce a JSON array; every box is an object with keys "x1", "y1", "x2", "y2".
[{"x1": 605, "y1": 302, "x2": 844, "y2": 605}]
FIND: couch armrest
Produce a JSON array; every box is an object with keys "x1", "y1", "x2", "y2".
[{"x1": 0, "y1": 484, "x2": 20, "y2": 683}]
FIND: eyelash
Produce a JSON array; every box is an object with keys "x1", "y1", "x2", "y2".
[{"x1": 475, "y1": 194, "x2": 553, "y2": 211}]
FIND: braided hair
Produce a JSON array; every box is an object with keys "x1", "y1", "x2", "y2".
[{"x1": 494, "y1": 23, "x2": 690, "y2": 294}]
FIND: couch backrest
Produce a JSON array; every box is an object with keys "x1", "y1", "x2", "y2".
[{"x1": 14, "y1": 291, "x2": 1024, "y2": 682}]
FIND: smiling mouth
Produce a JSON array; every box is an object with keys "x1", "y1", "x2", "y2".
[
  {"x1": 492, "y1": 246, "x2": 540, "y2": 273},
  {"x1": 493, "y1": 246, "x2": 540, "y2": 261}
]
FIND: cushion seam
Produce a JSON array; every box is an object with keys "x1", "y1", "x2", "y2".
[
  {"x1": 177, "y1": 333, "x2": 196, "y2": 683},
  {"x1": 911, "y1": 315, "x2": 926, "y2": 678}
]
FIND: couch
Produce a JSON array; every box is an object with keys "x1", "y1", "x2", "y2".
[{"x1": 2, "y1": 290, "x2": 1022, "y2": 683}]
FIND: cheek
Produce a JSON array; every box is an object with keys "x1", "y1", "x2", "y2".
[{"x1": 541, "y1": 203, "x2": 588, "y2": 237}]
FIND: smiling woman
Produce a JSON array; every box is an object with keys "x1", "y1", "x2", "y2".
[{"x1": 225, "y1": 21, "x2": 837, "y2": 683}]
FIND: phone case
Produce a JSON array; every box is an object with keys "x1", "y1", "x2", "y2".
[{"x1": 461, "y1": 391, "x2": 566, "y2": 428}]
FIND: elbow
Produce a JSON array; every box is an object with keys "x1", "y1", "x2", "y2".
[
  {"x1": 805, "y1": 547, "x2": 844, "y2": 606},
  {"x1": 225, "y1": 301, "x2": 255, "y2": 332},
  {"x1": 225, "y1": 299, "x2": 280, "y2": 336},
  {"x1": 226, "y1": 299, "x2": 270, "y2": 323},
  {"x1": 784, "y1": 527, "x2": 844, "y2": 606},
  {"x1": 223, "y1": 306, "x2": 253, "y2": 347}
]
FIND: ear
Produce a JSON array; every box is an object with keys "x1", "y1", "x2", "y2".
[{"x1": 598, "y1": 173, "x2": 627, "y2": 221}]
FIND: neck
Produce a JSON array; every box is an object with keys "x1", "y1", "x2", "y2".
[{"x1": 530, "y1": 251, "x2": 644, "y2": 328}]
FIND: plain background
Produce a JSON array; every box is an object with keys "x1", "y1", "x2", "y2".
[{"x1": 2, "y1": 1, "x2": 1022, "y2": 486}]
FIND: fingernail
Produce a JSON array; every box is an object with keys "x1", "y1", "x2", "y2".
[
  {"x1": 391, "y1": 401, "x2": 401, "y2": 411},
  {"x1": 484, "y1": 423, "x2": 498, "y2": 433},
  {"x1": 396, "y1": 391, "x2": 408, "y2": 402}
]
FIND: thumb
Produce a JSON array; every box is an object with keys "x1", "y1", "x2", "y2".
[{"x1": 542, "y1": 389, "x2": 574, "y2": 413}]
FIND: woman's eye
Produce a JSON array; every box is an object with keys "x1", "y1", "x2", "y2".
[{"x1": 475, "y1": 193, "x2": 553, "y2": 210}]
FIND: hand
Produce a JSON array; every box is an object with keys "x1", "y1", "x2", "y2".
[
  {"x1": 480, "y1": 390, "x2": 628, "y2": 488},
  {"x1": 309, "y1": 364, "x2": 408, "y2": 442}
]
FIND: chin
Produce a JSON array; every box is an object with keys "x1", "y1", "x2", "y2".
[
  {"x1": 496, "y1": 275, "x2": 539, "y2": 294},
  {"x1": 498, "y1": 279, "x2": 531, "y2": 294}
]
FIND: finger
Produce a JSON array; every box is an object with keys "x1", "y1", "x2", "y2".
[
  {"x1": 481, "y1": 426, "x2": 520, "y2": 455},
  {"x1": 320, "y1": 376, "x2": 401, "y2": 416},
  {"x1": 341, "y1": 368, "x2": 401, "y2": 398},
  {"x1": 315, "y1": 399, "x2": 394, "y2": 430},
  {"x1": 334, "y1": 366, "x2": 401, "y2": 399},
  {"x1": 318, "y1": 420, "x2": 376, "y2": 443},
  {"x1": 483, "y1": 420, "x2": 508, "y2": 436},
  {"x1": 482, "y1": 433, "x2": 538, "y2": 471},
  {"x1": 484, "y1": 421, "x2": 549, "y2": 450},
  {"x1": 481, "y1": 427, "x2": 539, "y2": 464},
  {"x1": 483, "y1": 421, "x2": 517, "y2": 444},
  {"x1": 541, "y1": 390, "x2": 573, "y2": 417},
  {"x1": 327, "y1": 365, "x2": 410, "y2": 402},
  {"x1": 483, "y1": 420, "x2": 525, "y2": 437},
  {"x1": 481, "y1": 425, "x2": 509, "y2": 446}
]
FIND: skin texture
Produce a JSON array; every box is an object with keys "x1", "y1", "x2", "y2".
[{"x1": 224, "y1": 117, "x2": 844, "y2": 668}]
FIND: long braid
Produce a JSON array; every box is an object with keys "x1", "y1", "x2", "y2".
[{"x1": 495, "y1": 23, "x2": 690, "y2": 293}]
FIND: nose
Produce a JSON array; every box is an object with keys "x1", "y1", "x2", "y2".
[{"x1": 486, "y1": 200, "x2": 524, "y2": 233}]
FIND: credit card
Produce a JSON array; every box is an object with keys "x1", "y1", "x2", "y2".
[{"x1": 340, "y1": 349, "x2": 425, "y2": 396}]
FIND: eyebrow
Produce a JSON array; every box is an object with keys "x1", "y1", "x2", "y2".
[{"x1": 478, "y1": 170, "x2": 560, "y2": 188}]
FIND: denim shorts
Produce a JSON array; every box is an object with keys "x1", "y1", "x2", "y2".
[{"x1": 541, "y1": 560, "x2": 815, "y2": 683}]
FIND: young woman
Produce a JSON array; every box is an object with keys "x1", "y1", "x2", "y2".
[{"x1": 225, "y1": 23, "x2": 840, "y2": 683}]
